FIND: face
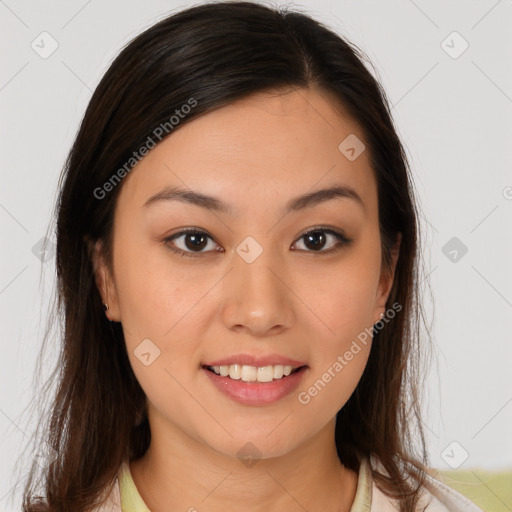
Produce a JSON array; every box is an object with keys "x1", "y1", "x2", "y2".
[{"x1": 93, "y1": 87, "x2": 399, "y2": 461}]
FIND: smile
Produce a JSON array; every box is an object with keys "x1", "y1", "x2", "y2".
[
  {"x1": 202, "y1": 365, "x2": 309, "y2": 406},
  {"x1": 205, "y1": 364, "x2": 304, "y2": 383}
]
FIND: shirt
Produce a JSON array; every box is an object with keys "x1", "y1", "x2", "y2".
[{"x1": 94, "y1": 455, "x2": 484, "y2": 512}]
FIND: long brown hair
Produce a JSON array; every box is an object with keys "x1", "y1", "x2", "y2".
[{"x1": 16, "y1": 2, "x2": 432, "y2": 510}]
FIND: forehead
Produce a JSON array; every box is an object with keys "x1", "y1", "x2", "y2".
[{"x1": 115, "y1": 87, "x2": 377, "y2": 219}]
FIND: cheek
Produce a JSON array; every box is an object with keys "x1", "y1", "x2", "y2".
[
  {"x1": 297, "y1": 253, "x2": 381, "y2": 349},
  {"x1": 113, "y1": 237, "x2": 212, "y2": 380},
  {"x1": 303, "y1": 348, "x2": 371, "y2": 425},
  {"x1": 293, "y1": 242, "x2": 380, "y2": 411},
  {"x1": 296, "y1": 293, "x2": 373, "y2": 420},
  {"x1": 113, "y1": 236, "x2": 200, "y2": 339},
  {"x1": 115, "y1": 249, "x2": 203, "y2": 415}
]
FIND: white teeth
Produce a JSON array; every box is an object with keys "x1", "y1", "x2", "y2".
[
  {"x1": 241, "y1": 365, "x2": 257, "y2": 381},
  {"x1": 208, "y1": 364, "x2": 301, "y2": 382},
  {"x1": 228, "y1": 364, "x2": 241, "y2": 380},
  {"x1": 257, "y1": 366, "x2": 274, "y2": 382},
  {"x1": 273, "y1": 365, "x2": 284, "y2": 379}
]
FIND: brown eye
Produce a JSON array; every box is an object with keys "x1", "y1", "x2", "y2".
[
  {"x1": 164, "y1": 229, "x2": 220, "y2": 257},
  {"x1": 164, "y1": 226, "x2": 352, "y2": 259},
  {"x1": 303, "y1": 231, "x2": 327, "y2": 250},
  {"x1": 182, "y1": 232, "x2": 209, "y2": 251},
  {"x1": 293, "y1": 228, "x2": 352, "y2": 253}
]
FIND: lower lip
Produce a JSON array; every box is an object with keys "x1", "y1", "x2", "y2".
[{"x1": 202, "y1": 366, "x2": 308, "y2": 406}]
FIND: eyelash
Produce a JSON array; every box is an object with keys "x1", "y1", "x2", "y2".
[{"x1": 163, "y1": 226, "x2": 353, "y2": 258}]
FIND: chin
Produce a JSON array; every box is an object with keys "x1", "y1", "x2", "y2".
[{"x1": 203, "y1": 430, "x2": 305, "y2": 464}]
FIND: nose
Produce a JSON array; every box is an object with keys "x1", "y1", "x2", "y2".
[{"x1": 220, "y1": 243, "x2": 295, "y2": 337}]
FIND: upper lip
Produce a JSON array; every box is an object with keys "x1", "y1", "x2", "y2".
[{"x1": 203, "y1": 353, "x2": 308, "y2": 368}]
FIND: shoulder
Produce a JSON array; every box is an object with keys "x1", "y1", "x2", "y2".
[{"x1": 366, "y1": 456, "x2": 485, "y2": 512}]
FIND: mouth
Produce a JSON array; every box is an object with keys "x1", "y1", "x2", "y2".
[
  {"x1": 201, "y1": 363, "x2": 309, "y2": 406},
  {"x1": 202, "y1": 364, "x2": 307, "y2": 383}
]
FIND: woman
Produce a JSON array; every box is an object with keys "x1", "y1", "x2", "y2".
[{"x1": 20, "y1": 2, "x2": 482, "y2": 511}]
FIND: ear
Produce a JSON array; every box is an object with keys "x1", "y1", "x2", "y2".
[
  {"x1": 88, "y1": 237, "x2": 121, "y2": 322},
  {"x1": 373, "y1": 232, "x2": 401, "y2": 323}
]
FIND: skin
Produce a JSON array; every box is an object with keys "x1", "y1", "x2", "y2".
[{"x1": 93, "y1": 86, "x2": 400, "y2": 512}]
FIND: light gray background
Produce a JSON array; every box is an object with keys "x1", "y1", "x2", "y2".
[{"x1": 1, "y1": 0, "x2": 511, "y2": 509}]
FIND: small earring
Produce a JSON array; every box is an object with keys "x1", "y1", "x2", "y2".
[
  {"x1": 103, "y1": 303, "x2": 109, "y2": 311},
  {"x1": 374, "y1": 312, "x2": 384, "y2": 325}
]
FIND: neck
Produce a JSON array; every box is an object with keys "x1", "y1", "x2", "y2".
[{"x1": 129, "y1": 414, "x2": 358, "y2": 512}]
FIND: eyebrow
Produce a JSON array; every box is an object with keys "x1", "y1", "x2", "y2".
[{"x1": 143, "y1": 184, "x2": 365, "y2": 216}]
